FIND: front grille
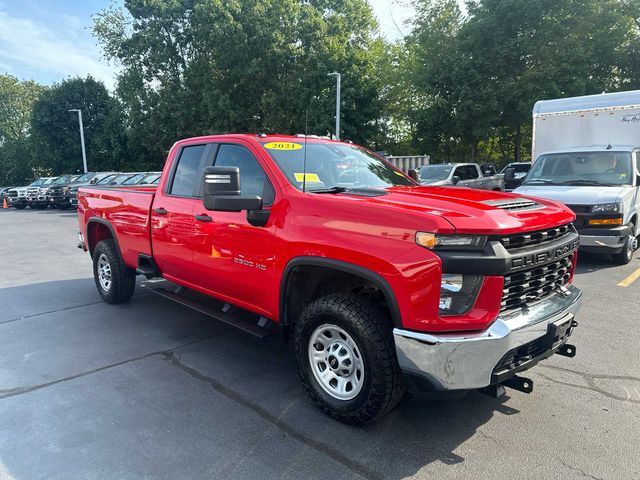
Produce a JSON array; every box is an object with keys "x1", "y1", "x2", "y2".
[
  {"x1": 497, "y1": 223, "x2": 573, "y2": 251},
  {"x1": 27, "y1": 187, "x2": 39, "y2": 196},
  {"x1": 566, "y1": 204, "x2": 590, "y2": 214},
  {"x1": 8, "y1": 190, "x2": 17, "y2": 198},
  {"x1": 501, "y1": 254, "x2": 573, "y2": 311}
]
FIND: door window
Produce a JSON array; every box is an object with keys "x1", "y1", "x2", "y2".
[
  {"x1": 453, "y1": 166, "x2": 467, "y2": 180},
  {"x1": 169, "y1": 145, "x2": 207, "y2": 196},
  {"x1": 464, "y1": 165, "x2": 480, "y2": 179},
  {"x1": 214, "y1": 144, "x2": 275, "y2": 204}
]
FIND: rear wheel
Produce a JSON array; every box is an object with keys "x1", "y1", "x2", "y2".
[
  {"x1": 293, "y1": 293, "x2": 405, "y2": 425},
  {"x1": 612, "y1": 223, "x2": 637, "y2": 265},
  {"x1": 92, "y1": 239, "x2": 136, "y2": 303}
]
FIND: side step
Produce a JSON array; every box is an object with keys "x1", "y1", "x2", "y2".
[{"x1": 149, "y1": 287, "x2": 273, "y2": 339}]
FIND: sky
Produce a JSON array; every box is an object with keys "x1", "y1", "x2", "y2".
[{"x1": 0, "y1": 0, "x2": 416, "y2": 90}]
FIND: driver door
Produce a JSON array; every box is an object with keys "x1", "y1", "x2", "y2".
[{"x1": 190, "y1": 143, "x2": 278, "y2": 317}]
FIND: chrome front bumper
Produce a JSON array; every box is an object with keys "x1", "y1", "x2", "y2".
[{"x1": 393, "y1": 284, "x2": 582, "y2": 391}]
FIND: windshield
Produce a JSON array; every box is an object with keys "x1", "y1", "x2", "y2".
[
  {"x1": 261, "y1": 141, "x2": 412, "y2": 191},
  {"x1": 29, "y1": 179, "x2": 44, "y2": 187},
  {"x1": 43, "y1": 178, "x2": 57, "y2": 185},
  {"x1": 73, "y1": 173, "x2": 94, "y2": 183},
  {"x1": 52, "y1": 175, "x2": 74, "y2": 185},
  {"x1": 420, "y1": 165, "x2": 453, "y2": 181},
  {"x1": 501, "y1": 163, "x2": 531, "y2": 174},
  {"x1": 122, "y1": 174, "x2": 145, "y2": 185},
  {"x1": 525, "y1": 152, "x2": 633, "y2": 186},
  {"x1": 96, "y1": 174, "x2": 117, "y2": 185}
]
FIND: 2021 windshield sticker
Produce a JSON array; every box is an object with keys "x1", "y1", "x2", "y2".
[{"x1": 263, "y1": 142, "x2": 303, "y2": 151}]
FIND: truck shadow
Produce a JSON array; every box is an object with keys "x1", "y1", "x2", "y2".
[
  {"x1": 1, "y1": 277, "x2": 517, "y2": 479},
  {"x1": 574, "y1": 251, "x2": 628, "y2": 274}
]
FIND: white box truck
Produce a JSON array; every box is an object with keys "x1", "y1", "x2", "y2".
[{"x1": 515, "y1": 90, "x2": 640, "y2": 264}]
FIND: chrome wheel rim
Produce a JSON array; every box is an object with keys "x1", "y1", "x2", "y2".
[
  {"x1": 308, "y1": 324, "x2": 365, "y2": 400},
  {"x1": 97, "y1": 254, "x2": 112, "y2": 291}
]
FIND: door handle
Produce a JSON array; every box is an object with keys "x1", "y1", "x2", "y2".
[
  {"x1": 195, "y1": 214, "x2": 212, "y2": 222},
  {"x1": 154, "y1": 207, "x2": 168, "y2": 215}
]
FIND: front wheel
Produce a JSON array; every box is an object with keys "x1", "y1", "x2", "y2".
[
  {"x1": 612, "y1": 224, "x2": 637, "y2": 265},
  {"x1": 92, "y1": 239, "x2": 136, "y2": 303},
  {"x1": 293, "y1": 293, "x2": 405, "y2": 425}
]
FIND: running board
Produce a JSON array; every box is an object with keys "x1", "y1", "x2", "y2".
[{"x1": 149, "y1": 287, "x2": 273, "y2": 339}]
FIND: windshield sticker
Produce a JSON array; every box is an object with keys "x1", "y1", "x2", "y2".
[
  {"x1": 294, "y1": 173, "x2": 320, "y2": 183},
  {"x1": 263, "y1": 142, "x2": 303, "y2": 151},
  {"x1": 394, "y1": 171, "x2": 405, "y2": 177}
]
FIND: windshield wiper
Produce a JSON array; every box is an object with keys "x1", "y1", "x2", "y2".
[
  {"x1": 308, "y1": 186, "x2": 348, "y2": 194},
  {"x1": 558, "y1": 180, "x2": 617, "y2": 187},
  {"x1": 522, "y1": 179, "x2": 558, "y2": 185}
]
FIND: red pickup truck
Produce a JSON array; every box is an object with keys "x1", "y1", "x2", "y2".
[{"x1": 77, "y1": 134, "x2": 582, "y2": 424}]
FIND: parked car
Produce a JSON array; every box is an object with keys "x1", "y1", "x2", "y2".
[
  {"x1": 515, "y1": 90, "x2": 640, "y2": 264},
  {"x1": 501, "y1": 162, "x2": 531, "y2": 191},
  {"x1": 48, "y1": 174, "x2": 80, "y2": 209},
  {"x1": 0, "y1": 187, "x2": 16, "y2": 205},
  {"x1": 418, "y1": 163, "x2": 505, "y2": 190},
  {"x1": 78, "y1": 134, "x2": 581, "y2": 424},
  {"x1": 26, "y1": 177, "x2": 58, "y2": 209},
  {"x1": 6, "y1": 186, "x2": 29, "y2": 209},
  {"x1": 69, "y1": 172, "x2": 118, "y2": 208}
]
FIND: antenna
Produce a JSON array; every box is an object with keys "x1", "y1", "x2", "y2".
[{"x1": 303, "y1": 110, "x2": 309, "y2": 192}]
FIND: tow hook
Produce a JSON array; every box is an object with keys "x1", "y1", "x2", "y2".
[
  {"x1": 480, "y1": 375, "x2": 534, "y2": 398},
  {"x1": 556, "y1": 343, "x2": 577, "y2": 358},
  {"x1": 503, "y1": 375, "x2": 534, "y2": 394}
]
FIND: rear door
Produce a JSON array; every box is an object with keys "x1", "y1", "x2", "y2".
[
  {"x1": 151, "y1": 143, "x2": 212, "y2": 284},
  {"x1": 190, "y1": 142, "x2": 278, "y2": 317}
]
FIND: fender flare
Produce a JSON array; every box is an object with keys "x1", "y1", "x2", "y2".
[
  {"x1": 279, "y1": 256, "x2": 403, "y2": 327},
  {"x1": 86, "y1": 217, "x2": 123, "y2": 261}
]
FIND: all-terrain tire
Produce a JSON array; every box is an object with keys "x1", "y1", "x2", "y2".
[
  {"x1": 92, "y1": 239, "x2": 136, "y2": 304},
  {"x1": 293, "y1": 293, "x2": 406, "y2": 425}
]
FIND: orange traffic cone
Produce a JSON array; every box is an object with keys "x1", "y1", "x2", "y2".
[{"x1": 2, "y1": 197, "x2": 7, "y2": 209}]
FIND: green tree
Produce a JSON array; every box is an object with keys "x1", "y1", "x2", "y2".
[
  {"x1": 407, "y1": 0, "x2": 640, "y2": 163},
  {"x1": 93, "y1": 0, "x2": 383, "y2": 166},
  {"x1": 0, "y1": 75, "x2": 45, "y2": 185},
  {"x1": 30, "y1": 76, "x2": 125, "y2": 175}
]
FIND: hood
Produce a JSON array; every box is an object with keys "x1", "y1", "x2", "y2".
[
  {"x1": 514, "y1": 185, "x2": 627, "y2": 206},
  {"x1": 357, "y1": 186, "x2": 575, "y2": 235}
]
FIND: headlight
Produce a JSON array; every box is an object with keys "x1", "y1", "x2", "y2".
[
  {"x1": 591, "y1": 202, "x2": 623, "y2": 214},
  {"x1": 439, "y1": 274, "x2": 483, "y2": 315},
  {"x1": 416, "y1": 232, "x2": 487, "y2": 250}
]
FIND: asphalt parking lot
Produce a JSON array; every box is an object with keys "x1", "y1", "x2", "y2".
[{"x1": 0, "y1": 208, "x2": 638, "y2": 480}]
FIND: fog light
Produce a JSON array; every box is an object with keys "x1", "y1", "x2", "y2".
[{"x1": 439, "y1": 274, "x2": 483, "y2": 315}]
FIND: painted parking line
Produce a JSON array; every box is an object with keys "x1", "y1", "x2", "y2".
[{"x1": 618, "y1": 267, "x2": 640, "y2": 287}]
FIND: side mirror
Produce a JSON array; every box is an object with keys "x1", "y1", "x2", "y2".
[
  {"x1": 408, "y1": 169, "x2": 418, "y2": 182},
  {"x1": 504, "y1": 168, "x2": 515, "y2": 182},
  {"x1": 451, "y1": 176, "x2": 460, "y2": 185},
  {"x1": 89, "y1": 178, "x2": 97, "y2": 184},
  {"x1": 202, "y1": 166, "x2": 262, "y2": 212}
]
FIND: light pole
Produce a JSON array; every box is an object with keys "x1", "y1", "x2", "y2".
[
  {"x1": 327, "y1": 72, "x2": 341, "y2": 140},
  {"x1": 68, "y1": 109, "x2": 88, "y2": 173}
]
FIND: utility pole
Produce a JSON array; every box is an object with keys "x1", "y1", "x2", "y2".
[
  {"x1": 327, "y1": 72, "x2": 341, "y2": 140},
  {"x1": 68, "y1": 109, "x2": 88, "y2": 173}
]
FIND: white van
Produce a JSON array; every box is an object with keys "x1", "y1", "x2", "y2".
[{"x1": 515, "y1": 90, "x2": 640, "y2": 264}]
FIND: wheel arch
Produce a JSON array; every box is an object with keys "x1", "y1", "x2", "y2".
[
  {"x1": 86, "y1": 218, "x2": 122, "y2": 260},
  {"x1": 279, "y1": 257, "x2": 402, "y2": 328}
]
